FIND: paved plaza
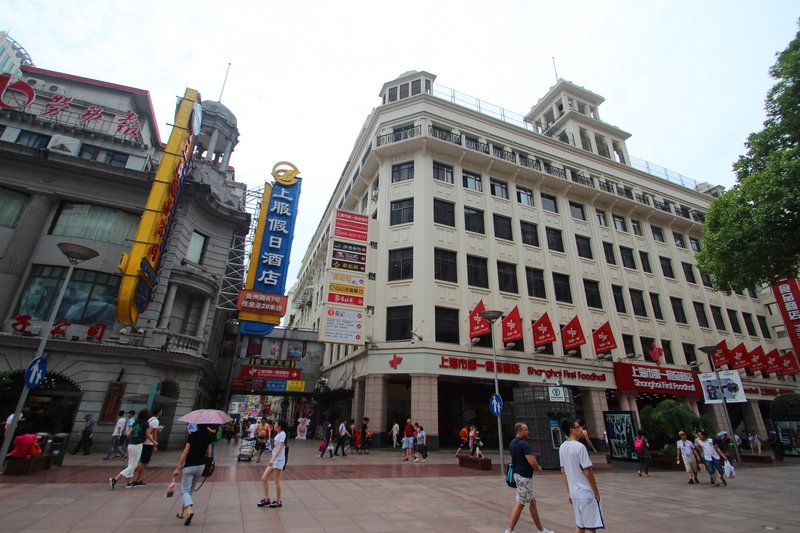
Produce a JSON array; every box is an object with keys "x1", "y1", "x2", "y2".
[{"x1": 1, "y1": 439, "x2": 798, "y2": 532}]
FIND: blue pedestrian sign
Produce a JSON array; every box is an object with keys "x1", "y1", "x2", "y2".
[
  {"x1": 25, "y1": 356, "x2": 47, "y2": 389},
  {"x1": 489, "y1": 393, "x2": 503, "y2": 416}
]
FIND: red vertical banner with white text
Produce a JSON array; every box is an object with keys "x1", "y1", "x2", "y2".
[{"x1": 772, "y1": 279, "x2": 800, "y2": 357}]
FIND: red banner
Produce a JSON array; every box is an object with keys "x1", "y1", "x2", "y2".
[
  {"x1": 728, "y1": 342, "x2": 750, "y2": 370},
  {"x1": 765, "y1": 349, "x2": 782, "y2": 374},
  {"x1": 561, "y1": 316, "x2": 586, "y2": 350},
  {"x1": 711, "y1": 340, "x2": 730, "y2": 369},
  {"x1": 748, "y1": 346, "x2": 766, "y2": 371},
  {"x1": 532, "y1": 312, "x2": 557, "y2": 346},
  {"x1": 240, "y1": 366, "x2": 302, "y2": 380},
  {"x1": 502, "y1": 306, "x2": 523, "y2": 343},
  {"x1": 772, "y1": 279, "x2": 800, "y2": 357},
  {"x1": 99, "y1": 382, "x2": 126, "y2": 424},
  {"x1": 592, "y1": 321, "x2": 617, "y2": 353},
  {"x1": 779, "y1": 351, "x2": 800, "y2": 375},
  {"x1": 612, "y1": 362, "x2": 702, "y2": 397},
  {"x1": 469, "y1": 300, "x2": 491, "y2": 338}
]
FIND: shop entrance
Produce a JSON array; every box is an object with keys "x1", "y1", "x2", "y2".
[{"x1": 437, "y1": 377, "x2": 516, "y2": 449}]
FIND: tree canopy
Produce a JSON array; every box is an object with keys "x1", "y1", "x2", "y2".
[{"x1": 696, "y1": 26, "x2": 800, "y2": 292}]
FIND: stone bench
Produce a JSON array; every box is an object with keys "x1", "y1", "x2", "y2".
[
  {"x1": 4, "y1": 454, "x2": 52, "y2": 475},
  {"x1": 458, "y1": 456, "x2": 492, "y2": 470}
]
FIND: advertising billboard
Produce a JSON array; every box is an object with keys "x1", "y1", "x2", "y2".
[{"x1": 698, "y1": 371, "x2": 747, "y2": 404}]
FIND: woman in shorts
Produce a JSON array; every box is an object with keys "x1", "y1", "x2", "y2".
[{"x1": 258, "y1": 419, "x2": 287, "y2": 508}]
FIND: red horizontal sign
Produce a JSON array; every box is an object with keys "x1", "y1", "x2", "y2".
[
  {"x1": 230, "y1": 378, "x2": 265, "y2": 390},
  {"x1": 237, "y1": 290, "x2": 288, "y2": 315},
  {"x1": 334, "y1": 227, "x2": 368, "y2": 242},
  {"x1": 335, "y1": 219, "x2": 369, "y2": 233},
  {"x1": 327, "y1": 293, "x2": 364, "y2": 306},
  {"x1": 336, "y1": 210, "x2": 369, "y2": 225},
  {"x1": 240, "y1": 366, "x2": 302, "y2": 380},
  {"x1": 613, "y1": 362, "x2": 701, "y2": 397}
]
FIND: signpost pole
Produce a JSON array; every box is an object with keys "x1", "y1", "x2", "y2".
[
  {"x1": 481, "y1": 310, "x2": 505, "y2": 480},
  {"x1": 699, "y1": 345, "x2": 742, "y2": 467}
]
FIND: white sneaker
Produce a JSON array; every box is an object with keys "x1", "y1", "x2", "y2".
[{"x1": 539, "y1": 529, "x2": 555, "y2": 533}]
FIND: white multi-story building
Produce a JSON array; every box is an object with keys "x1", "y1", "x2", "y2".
[{"x1": 289, "y1": 71, "x2": 797, "y2": 450}]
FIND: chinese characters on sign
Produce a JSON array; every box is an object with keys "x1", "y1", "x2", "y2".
[
  {"x1": 612, "y1": 362, "x2": 701, "y2": 397},
  {"x1": 772, "y1": 279, "x2": 800, "y2": 357},
  {"x1": 236, "y1": 290, "x2": 288, "y2": 315}
]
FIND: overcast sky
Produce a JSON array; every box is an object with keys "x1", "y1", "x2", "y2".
[{"x1": 4, "y1": 1, "x2": 798, "y2": 289}]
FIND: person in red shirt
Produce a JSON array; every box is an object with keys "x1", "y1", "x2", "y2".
[
  {"x1": 455, "y1": 425, "x2": 470, "y2": 457},
  {"x1": 402, "y1": 419, "x2": 416, "y2": 461},
  {"x1": 7, "y1": 422, "x2": 38, "y2": 459}
]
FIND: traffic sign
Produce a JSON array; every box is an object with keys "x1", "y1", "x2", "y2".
[
  {"x1": 25, "y1": 356, "x2": 47, "y2": 389},
  {"x1": 489, "y1": 393, "x2": 503, "y2": 416},
  {"x1": 548, "y1": 386, "x2": 566, "y2": 402}
]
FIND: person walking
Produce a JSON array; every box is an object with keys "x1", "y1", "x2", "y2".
[
  {"x1": 122, "y1": 410, "x2": 135, "y2": 458},
  {"x1": 390, "y1": 421, "x2": 400, "y2": 448},
  {"x1": 560, "y1": 418, "x2": 603, "y2": 533},
  {"x1": 358, "y1": 417, "x2": 370, "y2": 455},
  {"x1": 749, "y1": 431, "x2": 762, "y2": 455},
  {"x1": 505, "y1": 422, "x2": 553, "y2": 533},
  {"x1": 675, "y1": 430, "x2": 701, "y2": 484},
  {"x1": 634, "y1": 429, "x2": 651, "y2": 477},
  {"x1": 347, "y1": 419, "x2": 357, "y2": 455},
  {"x1": 71, "y1": 414, "x2": 96, "y2": 455},
  {"x1": 109, "y1": 409, "x2": 151, "y2": 489},
  {"x1": 695, "y1": 430, "x2": 728, "y2": 487},
  {"x1": 319, "y1": 419, "x2": 334, "y2": 459},
  {"x1": 255, "y1": 418, "x2": 271, "y2": 464},
  {"x1": 402, "y1": 419, "x2": 415, "y2": 461},
  {"x1": 333, "y1": 419, "x2": 349, "y2": 456},
  {"x1": 455, "y1": 424, "x2": 469, "y2": 457},
  {"x1": 415, "y1": 425, "x2": 427, "y2": 463},
  {"x1": 131, "y1": 406, "x2": 161, "y2": 487},
  {"x1": 103, "y1": 410, "x2": 127, "y2": 460},
  {"x1": 258, "y1": 419, "x2": 287, "y2": 508},
  {"x1": 173, "y1": 424, "x2": 214, "y2": 526}
]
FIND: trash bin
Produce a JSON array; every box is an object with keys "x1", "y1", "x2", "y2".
[{"x1": 50, "y1": 433, "x2": 69, "y2": 466}]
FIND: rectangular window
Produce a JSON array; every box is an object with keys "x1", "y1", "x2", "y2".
[
  {"x1": 17, "y1": 130, "x2": 51, "y2": 149},
  {"x1": 497, "y1": 261, "x2": 518, "y2": 293},
  {"x1": 569, "y1": 202, "x2": 586, "y2": 220},
  {"x1": 596, "y1": 209, "x2": 608, "y2": 227},
  {"x1": 612, "y1": 285, "x2": 626, "y2": 313},
  {"x1": 386, "y1": 305, "x2": 413, "y2": 341},
  {"x1": 623, "y1": 334, "x2": 636, "y2": 356},
  {"x1": 639, "y1": 251, "x2": 652, "y2": 273},
  {"x1": 517, "y1": 186, "x2": 534, "y2": 207},
  {"x1": 757, "y1": 315, "x2": 772, "y2": 339},
  {"x1": 435, "y1": 306, "x2": 459, "y2": 344},
  {"x1": 693, "y1": 302, "x2": 710, "y2": 328},
  {"x1": 683, "y1": 343, "x2": 698, "y2": 366},
  {"x1": 690, "y1": 237, "x2": 702, "y2": 252},
  {"x1": 490, "y1": 179, "x2": 509, "y2": 199},
  {"x1": 620, "y1": 246, "x2": 636, "y2": 269},
  {"x1": 673, "y1": 232, "x2": 686, "y2": 248},
  {"x1": 462, "y1": 170, "x2": 482, "y2": 192},
  {"x1": 553, "y1": 273, "x2": 572, "y2": 303},
  {"x1": 630, "y1": 289, "x2": 647, "y2": 317},
  {"x1": 710, "y1": 305, "x2": 726, "y2": 330},
  {"x1": 612, "y1": 214, "x2": 627, "y2": 232},
  {"x1": 584, "y1": 279, "x2": 603, "y2": 309},
  {"x1": 575, "y1": 235, "x2": 593, "y2": 259},
  {"x1": 546, "y1": 227, "x2": 564, "y2": 252},
  {"x1": 603, "y1": 242, "x2": 616, "y2": 265},
  {"x1": 434, "y1": 248, "x2": 457, "y2": 282},
  {"x1": 388, "y1": 247, "x2": 413, "y2": 280},
  {"x1": 671, "y1": 297, "x2": 687, "y2": 324},
  {"x1": 433, "y1": 161, "x2": 454, "y2": 183},
  {"x1": 659, "y1": 256, "x2": 675, "y2": 278},
  {"x1": 467, "y1": 255, "x2": 489, "y2": 288},
  {"x1": 640, "y1": 337, "x2": 655, "y2": 361},
  {"x1": 526, "y1": 267, "x2": 546, "y2": 298},
  {"x1": 662, "y1": 340, "x2": 675, "y2": 365},
  {"x1": 16, "y1": 264, "x2": 120, "y2": 325},
  {"x1": 464, "y1": 207, "x2": 485, "y2": 233},
  {"x1": 541, "y1": 193, "x2": 558, "y2": 213},
  {"x1": 185, "y1": 231, "x2": 207, "y2": 264},
  {"x1": 747, "y1": 287, "x2": 757, "y2": 298},
  {"x1": 50, "y1": 202, "x2": 139, "y2": 246},
  {"x1": 391, "y1": 161, "x2": 414, "y2": 183},
  {"x1": 727, "y1": 309, "x2": 742, "y2": 334},
  {"x1": 679, "y1": 262, "x2": 696, "y2": 284},
  {"x1": 652, "y1": 226, "x2": 665, "y2": 242},
  {"x1": 0, "y1": 187, "x2": 28, "y2": 228},
  {"x1": 650, "y1": 293, "x2": 664, "y2": 320},
  {"x1": 520, "y1": 221, "x2": 539, "y2": 246},
  {"x1": 742, "y1": 312, "x2": 758, "y2": 336},
  {"x1": 699, "y1": 270, "x2": 713, "y2": 288},
  {"x1": 390, "y1": 198, "x2": 414, "y2": 225},
  {"x1": 631, "y1": 220, "x2": 643, "y2": 236},
  {"x1": 433, "y1": 199, "x2": 455, "y2": 226},
  {"x1": 493, "y1": 214, "x2": 513, "y2": 241}
]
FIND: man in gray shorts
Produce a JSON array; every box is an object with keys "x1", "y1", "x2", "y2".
[{"x1": 505, "y1": 422, "x2": 554, "y2": 533}]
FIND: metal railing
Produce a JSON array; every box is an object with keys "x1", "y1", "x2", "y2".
[
  {"x1": 518, "y1": 154, "x2": 542, "y2": 171},
  {"x1": 429, "y1": 126, "x2": 462, "y2": 145},
  {"x1": 493, "y1": 146, "x2": 516, "y2": 162},
  {"x1": 165, "y1": 333, "x2": 204, "y2": 356},
  {"x1": 543, "y1": 163, "x2": 566, "y2": 179},
  {"x1": 571, "y1": 173, "x2": 595, "y2": 188},
  {"x1": 653, "y1": 200, "x2": 672, "y2": 213},
  {"x1": 465, "y1": 137, "x2": 489, "y2": 154},
  {"x1": 377, "y1": 125, "x2": 422, "y2": 146}
]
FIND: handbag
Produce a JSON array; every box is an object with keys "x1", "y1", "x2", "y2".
[
  {"x1": 29, "y1": 440, "x2": 43, "y2": 456},
  {"x1": 505, "y1": 463, "x2": 517, "y2": 488},
  {"x1": 202, "y1": 456, "x2": 215, "y2": 477}
]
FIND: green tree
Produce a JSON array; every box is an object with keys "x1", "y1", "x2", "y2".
[
  {"x1": 770, "y1": 393, "x2": 800, "y2": 420},
  {"x1": 696, "y1": 26, "x2": 800, "y2": 292},
  {"x1": 639, "y1": 400, "x2": 711, "y2": 448}
]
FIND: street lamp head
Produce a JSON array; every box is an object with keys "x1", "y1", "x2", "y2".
[
  {"x1": 57, "y1": 243, "x2": 99, "y2": 264},
  {"x1": 480, "y1": 309, "x2": 503, "y2": 323},
  {"x1": 698, "y1": 345, "x2": 719, "y2": 355}
]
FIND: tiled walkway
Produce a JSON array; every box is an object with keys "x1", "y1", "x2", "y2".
[{"x1": 1, "y1": 439, "x2": 798, "y2": 532}]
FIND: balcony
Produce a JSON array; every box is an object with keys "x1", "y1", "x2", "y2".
[
  {"x1": 675, "y1": 206, "x2": 691, "y2": 219},
  {"x1": 691, "y1": 211, "x2": 706, "y2": 223},
  {"x1": 543, "y1": 163, "x2": 566, "y2": 179},
  {"x1": 165, "y1": 333, "x2": 205, "y2": 356},
  {"x1": 635, "y1": 193, "x2": 651, "y2": 206},
  {"x1": 429, "y1": 126, "x2": 461, "y2": 145},
  {"x1": 653, "y1": 200, "x2": 672, "y2": 213},
  {"x1": 615, "y1": 186, "x2": 634, "y2": 200},
  {"x1": 492, "y1": 146, "x2": 516, "y2": 162},
  {"x1": 465, "y1": 137, "x2": 489, "y2": 154},
  {"x1": 376, "y1": 125, "x2": 422, "y2": 146},
  {"x1": 518, "y1": 154, "x2": 542, "y2": 172},
  {"x1": 571, "y1": 173, "x2": 595, "y2": 188},
  {"x1": 598, "y1": 181, "x2": 615, "y2": 193}
]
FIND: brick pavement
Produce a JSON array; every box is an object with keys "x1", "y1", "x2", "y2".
[{"x1": 1, "y1": 439, "x2": 798, "y2": 532}]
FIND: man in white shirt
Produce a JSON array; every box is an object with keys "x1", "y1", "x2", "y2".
[
  {"x1": 560, "y1": 418, "x2": 603, "y2": 533},
  {"x1": 333, "y1": 419, "x2": 349, "y2": 456},
  {"x1": 247, "y1": 419, "x2": 258, "y2": 439},
  {"x1": 258, "y1": 419, "x2": 287, "y2": 509},
  {"x1": 695, "y1": 430, "x2": 729, "y2": 487},
  {"x1": 675, "y1": 431, "x2": 701, "y2": 484},
  {"x1": 103, "y1": 410, "x2": 127, "y2": 460},
  {"x1": 132, "y1": 407, "x2": 161, "y2": 487}
]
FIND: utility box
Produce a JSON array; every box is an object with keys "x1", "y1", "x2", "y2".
[{"x1": 512, "y1": 385, "x2": 576, "y2": 469}]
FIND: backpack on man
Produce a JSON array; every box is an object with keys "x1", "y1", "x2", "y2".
[{"x1": 634, "y1": 436, "x2": 645, "y2": 454}]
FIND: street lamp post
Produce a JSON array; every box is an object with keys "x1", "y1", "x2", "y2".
[
  {"x1": 481, "y1": 309, "x2": 505, "y2": 479},
  {"x1": 0, "y1": 243, "x2": 98, "y2": 468},
  {"x1": 697, "y1": 345, "x2": 742, "y2": 466}
]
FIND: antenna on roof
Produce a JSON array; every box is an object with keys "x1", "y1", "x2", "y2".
[
  {"x1": 552, "y1": 57, "x2": 559, "y2": 83},
  {"x1": 218, "y1": 62, "x2": 232, "y2": 102}
]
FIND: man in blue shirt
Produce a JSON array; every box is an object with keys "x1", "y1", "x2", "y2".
[{"x1": 505, "y1": 422, "x2": 553, "y2": 533}]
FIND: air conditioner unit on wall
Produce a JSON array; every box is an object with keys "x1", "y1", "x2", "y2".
[{"x1": 47, "y1": 135, "x2": 81, "y2": 156}]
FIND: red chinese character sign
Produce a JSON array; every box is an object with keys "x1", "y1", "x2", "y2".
[
  {"x1": 532, "y1": 312, "x2": 557, "y2": 347},
  {"x1": 469, "y1": 300, "x2": 490, "y2": 338},
  {"x1": 764, "y1": 349, "x2": 782, "y2": 374},
  {"x1": 561, "y1": 316, "x2": 586, "y2": 351},
  {"x1": 592, "y1": 321, "x2": 617, "y2": 354},
  {"x1": 613, "y1": 362, "x2": 702, "y2": 397},
  {"x1": 40, "y1": 94, "x2": 72, "y2": 119},
  {"x1": 116, "y1": 111, "x2": 141, "y2": 138},
  {"x1": 502, "y1": 306, "x2": 523, "y2": 343},
  {"x1": 772, "y1": 279, "x2": 800, "y2": 358},
  {"x1": 711, "y1": 340, "x2": 730, "y2": 369},
  {"x1": 748, "y1": 346, "x2": 766, "y2": 371},
  {"x1": 0, "y1": 74, "x2": 35, "y2": 109},
  {"x1": 728, "y1": 342, "x2": 750, "y2": 370},
  {"x1": 80, "y1": 105, "x2": 104, "y2": 125},
  {"x1": 779, "y1": 352, "x2": 800, "y2": 375}
]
